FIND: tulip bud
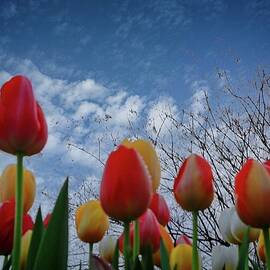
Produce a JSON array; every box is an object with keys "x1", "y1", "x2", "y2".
[
  {"x1": 176, "y1": 234, "x2": 192, "y2": 245},
  {"x1": 212, "y1": 245, "x2": 238, "y2": 270},
  {"x1": 153, "y1": 225, "x2": 173, "y2": 266},
  {"x1": 119, "y1": 209, "x2": 161, "y2": 253},
  {"x1": 257, "y1": 229, "x2": 268, "y2": 263},
  {"x1": 0, "y1": 75, "x2": 48, "y2": 156},
  {"x1": 173, "y1": 154, "x2": 214, "y2": 211},
  {"x1": 121, "y1": 139, "x2": 161, "y2": 191},
  {"x1": 235, "y1": 159, "x2": 270, "y2": 228},
  {"x1": 75, "y1": 200, "x2": 109, "y2": 243},
  {"x1": 0, "y1": 200, "x2": 33, "y2": 255},
  {"x1": 20, "y1": 230, "x2": 32, "y2": 270},
  {"x1": 100, "y1": 145, "x2": 152, "y2": 222},
  {"x1": 149, "y1": 193, "x2": 170, "y2": 226},
  {"x1": 0, "y1": 164, "x2": 36, "y2": 213},
  {"x1": 170, "y1": 244, "x2": 193, "y2": 270},
  {"x1": 99, "y1": 235, "x2": 117, "y2": 263}
]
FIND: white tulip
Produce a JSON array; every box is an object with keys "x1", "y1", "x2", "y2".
[
  {"x1": 212, "y1": 245, "x2": 238, "y2": 270},
  {"x1": 99, "y1": 235, "x2": 117, "y2": 263}
]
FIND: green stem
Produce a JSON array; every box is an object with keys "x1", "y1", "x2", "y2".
[
  {"x1": 124, "y1": 222, "x2": 130, "y2": 270},
  {"x1": 192, "y1": 211, "x2": 199, "y2": 270},
  {"x1": 133, "y1": 219, "x2": 140, "y2": 261},
  {"x1": 12, "y1": 153, "x2": 24, "y2": 270},
  {"x1": 89, "y1": 243, "x2": 93, "y2": 270},
  {"x1": 263, "y1": 228, "x2": 270, "y2": 270}
]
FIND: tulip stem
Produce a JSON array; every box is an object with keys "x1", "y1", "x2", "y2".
[
  {"x1": 12, "y1": 153, "x2": 24, "y2": 270},
  {"x1": 124, "y1": 222, "x2": 130, "y2": 270},
  {"x1": 133, "y1": 219, "x2": 140, "y2": 261},
  {"x1": 89, "y1": 243, "x2": 93, "y2": 270},
  {"x1": 263, "y1": 228, "x2": 270, "y2": 270},
  {"x1": 192, "y1": 211, "x2": 199, "y2": 270}
]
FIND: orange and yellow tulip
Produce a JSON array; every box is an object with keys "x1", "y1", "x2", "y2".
[
  {"x1": 0, "y1": 164, "x2": 36, "y2": 213},
  {"x1": 153, "y1": 225, "x2": 173, "y2": 266},
  {"x1": 257, "y1": 229, "x2": 269, "y2": 263},
  {"x1": 235, "y1": 159, "x2": 270, "y2": 228},
  {"x1": 173, "y1": 154, "x2": 214, "y2": 211},
  {"x1": 121, "y1": 138, "x2": 160, "y2": 191},
  {"x1": 170, "y1": 244, "x2": 193, "y2": 270},
  {"x1": 100, "y1": 145, "x2": 152, "y2": 222},
  {"x1": 75, "y1": 200, "x2": 109, "y2": 243}
]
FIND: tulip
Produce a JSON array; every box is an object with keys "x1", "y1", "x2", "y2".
[
  {"x1": 212, "y1": 245, "x2": 238, "y2": 270},
  {"x1": 100, "y1": 145, "x2": 152, "y2": 222},
  {"x1": 257, "y1": 230, "x2": 266, "y2": 263},
  {"x1": 173, "y1": 154, "x2": 214, "y2": 212},
  {"x1": 0, "y1": 200, "x2": 33, "y2": 255},
  {"x1": 99, "y1": 236, "x2": 117, "y2": 263},
  {"x1": 176, "y1": 234, "x2": 192, "y2": 245},
  {"x1": 149, "y1": 193, "x2": 170, "y2": 226},
  {"x1": 0, "y1": 75, "x2": 48, "y2": 156},
  {"x1": 43, "y1": 213, "x2": 51, "y2": 228},
  {"x1": 121, "y1": 138, "x2": 161, "y2": 191},
  {"x1": 153, "y1": 225, "x2": 174, "y2": 267},
  {"x1": 91, "y1": 255, "x2": 113, "y2": 270},
  {"x1": 75, "y1": 200, "x2": 109, "y2": 243},
  {"x1": 218, "y1": 207, "x2": 259, "y2": 245},
  {"x1": 119, "y1": 209, "x2": 161, "y2": 253},
  {"x1": 20, "y1": 230, "x2": 32, "y2": 270},
  {"x1": 235, "y1": 159, "x2": 270, "y2": 228},
  {"x1": 0, "y1": 164, "x2": 36, "y2": 213},
  {"x1": 170, "y1": 244, "x2": 193, "y2": 270}
]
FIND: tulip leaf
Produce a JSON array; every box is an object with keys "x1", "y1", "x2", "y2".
[
  {"x1": 237, "y1": 227, "x2": 249, "y2": 270},
  {"x1": 160, "y1": 239, "x2": 170, "y2": 270},
  {"x1": 25, "y1": 208, "x2": 44, "y2": 270},
  {"x1": 132, "y1": 256, "x2": 143, "y2": 270},
  {"x1": 33, "y1": 179, "x2": 69, "y2": 270},
  {"x1": 141, "y1": 245, "x2": 154, "y2": 270},
  {"x1": 2, "y1": 256, "x2": 11, "y2": 270},
  {"x1": 112, "y1": 240, "x2": 119, "y2": 270}
]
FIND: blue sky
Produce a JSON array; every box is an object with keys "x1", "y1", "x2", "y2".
[{"x1": 0, "y1": 0, "x2": 270, "y2": 209}]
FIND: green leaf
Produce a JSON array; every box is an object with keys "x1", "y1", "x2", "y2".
[
  {"x1": 141, "y1": 245, "x2": 154, "y2": 270},
  {"x1": 160, "y1": 239, "x2": 171, "y2": 270},
  {"x1": 2, "y1": 256, "x2": 11, "y2": 270},
  {"x1": 112, "y1": 240, "x2": 119, "y2": 270},
  {"x1": 25, "y1": 208, "x2": 44, "y2": 270},
  {"x1": 237, "y1": 227, "x2": 249, "y2": 270},
  {"x1": 33, "y1": 179, "x2": 69, "y2": 270},
  {"x1": 132, "y1": 256, "x2": 143, "y2": 270}
]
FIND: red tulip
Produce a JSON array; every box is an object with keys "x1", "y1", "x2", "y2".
[
  {"x1": 100, "y1": 145, "x2": 152, "y2": 222},
  {"x1": 0, "y1": 200, "x2": 33, "y2": 255},
  {"x1": 235, "y1": 159, "x2": 270, "y2": 228},
  {"x1": 0, "y1": 75, "x2": 47, "y2": 156},
  {"x1": 119, "y1": 209, "x2": 161, "y2": 253},
  {"x1": 43, "y1": 213, "x2": 51, "y2": 228},
  {"x1": 149, "y1": 193, "x2": 170, "y2": 226},
  {"x1": 173, "y1": 154, "x2": 214, "y2": 211}
]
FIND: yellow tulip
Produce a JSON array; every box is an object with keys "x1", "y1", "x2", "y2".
[
  {"x1": 0, "y1": 164, "x2": 36, "y2": 213},
  {"x1": 153, "y1": 225, "x2": 174, "y2": 266},
  {"x1": 121, "y1": 138, "x2": 160, "y2": 192},
  {"x1": 170, "y1": 244, "x2": 193, "y2": 270},
  {"x1": 20, "y1": 230, "x2": 32, "y2": 270},
  {"x1": 75, "y1": 200, "x2": 109, "y2": 243}
]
